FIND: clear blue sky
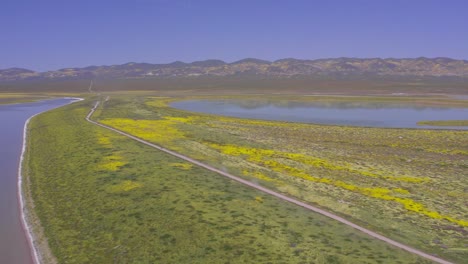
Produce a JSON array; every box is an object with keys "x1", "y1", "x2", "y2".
[{"x1": 1, "y1": 0, "x2": 467, "y2": 71}]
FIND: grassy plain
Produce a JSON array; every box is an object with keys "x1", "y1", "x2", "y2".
[
  {"x1": 22, "y1": 99, "x2": 431, "y2": 263},
  {"x1": 2, "y1": 76, "x2": 468, "y2": 95},
  {"x1": 95, "y1": 95, "x2": 468, "y2": 263}
]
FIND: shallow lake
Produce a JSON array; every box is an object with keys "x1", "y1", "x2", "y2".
[
  {"x1": 0, "y1": 98, "x2": 79, "y2": 264},
  {"x1": 171, "y1": 99, "x2": 468, "y2": 130}
]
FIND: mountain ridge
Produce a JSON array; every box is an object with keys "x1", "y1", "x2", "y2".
[{"x1": 1, "y1": 57, "x2": 468, "y2": 82}]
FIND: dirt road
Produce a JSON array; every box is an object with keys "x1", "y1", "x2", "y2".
[{"x1": 86, "y1": 101, "x2": 453, "y2": 264}]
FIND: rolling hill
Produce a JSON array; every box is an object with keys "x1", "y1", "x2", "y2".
[{"x1": 1, "y1": 57, "x2": 468, "y2": 83}]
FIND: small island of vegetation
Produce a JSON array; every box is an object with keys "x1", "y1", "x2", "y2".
[{"x1": 417, "y1": 120, "x2": 468, "y2": 127}]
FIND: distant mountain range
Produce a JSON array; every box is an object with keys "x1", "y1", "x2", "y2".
[{"x1": 1, "y1": 57, "x2": 468, "y2": 82}]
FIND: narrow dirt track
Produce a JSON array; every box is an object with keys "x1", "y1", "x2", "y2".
[{"x1": 86, "y1": 101, "x2": 453, "y2": 264}]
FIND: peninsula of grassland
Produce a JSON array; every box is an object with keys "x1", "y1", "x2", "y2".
[
  {"x1": 0, "y1": 93, "x2": 51, "y2": 104},
  {"x1": 16, "y1": 88, "x2": 465, "y2": 263},
  {"x1": 22, "y1": 97, "x2": 437, "y2": 264}
]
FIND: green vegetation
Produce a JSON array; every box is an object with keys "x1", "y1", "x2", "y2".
[
  {"x1": 2, "y1": 76, "x2": 468, "y2": 95},
  {"x1": 0, "y1": 92, "x2": 86, "y2": 104},
  {"x1": 418, "y1": 120, "x2": 468, "y2": 127},
  {"x1": 94, "y1": 95, "x2": 468, "y2": 263},
  {"x1": 23, "y1": 99, "x2": 431, "y2": 263}
]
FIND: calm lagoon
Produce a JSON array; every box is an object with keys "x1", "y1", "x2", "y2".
[
  {"x1": 0, "y1": 98, "x2": 79, "y2": 264},
  {"x1": 171, "y1": 99, "x2": 468, "y2": 130}
]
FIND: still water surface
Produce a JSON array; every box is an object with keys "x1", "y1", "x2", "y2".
[
  {"x1": 172, "y1": 100, "x2": 468, "y2": 130},
  {"x1": 0, "y1": 98, "x2": 79, "y2": 264}
]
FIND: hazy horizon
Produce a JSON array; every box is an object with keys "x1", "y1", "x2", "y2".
[
  {"x1": 4, "y1": 56, "x2": 468, "y2": 72},
  {"x1": 2, "y1": 0, "x2": 468, "y2": 71}
]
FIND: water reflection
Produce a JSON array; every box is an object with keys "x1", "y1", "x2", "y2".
[
  {"x1": 0, "y1": 98, "x2": 80, "y2": 264},
  {"x1": 171, "y1": 99, "x2": 468, "y2": 130},
  {"x1": 224, "y1": 99, "x2": 462, "y2": 110}
]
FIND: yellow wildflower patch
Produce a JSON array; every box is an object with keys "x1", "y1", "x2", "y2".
[
  {"x1": 145, "y1": 97, "x2": 173, "y2": 108},
  {"x1": 100, "y1": 117, "x2": 189, "y2": 144},
  {"x1": 210, "y1": 143, "x2": 467, "y2": 227},
  {"x1": 107, "y1": 180, "x2": 142, "y2": 193},
  {"x1": 210, "y1": 143, "x2": 428, "y2": 183},
  {"x1": 97, "y1": 135, "x2": 112, "y2": 146},
  {"x1": 242, "y1": 169, "x2": 278, "y2": 183},
  {"x1": 169, "y1": 162, "x2": 193, "y2": 170},
  {"x1": 99, "y1": 154, "x2": 127, "y2": 171}
]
